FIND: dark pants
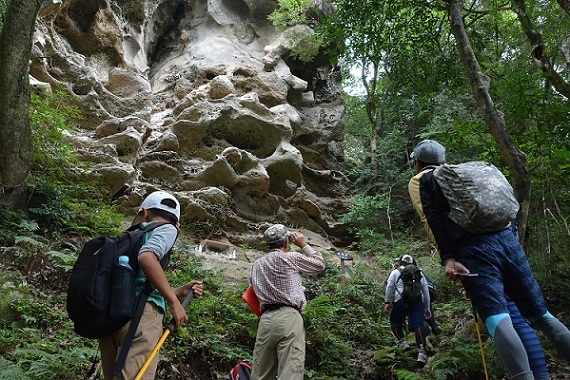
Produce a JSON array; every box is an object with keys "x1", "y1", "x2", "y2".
[{"x1": 389, "y1": 299, "x2": 429, "y2": 347}]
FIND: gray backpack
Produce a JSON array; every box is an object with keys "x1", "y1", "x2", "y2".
[{"x1": 433, "y1": 161, "x2": 519, "y2": 234}]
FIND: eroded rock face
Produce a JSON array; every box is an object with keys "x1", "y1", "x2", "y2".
[{"x1": 31, "y1": 0, "x2": 353, "y2": 246}]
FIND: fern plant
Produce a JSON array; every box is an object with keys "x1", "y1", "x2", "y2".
[
  {"x1": 0, "y1": 356, "x2": 30, "y2": 380},
  {"x1": 15, "y1": 346, "x2": 96, "y2": 380}
]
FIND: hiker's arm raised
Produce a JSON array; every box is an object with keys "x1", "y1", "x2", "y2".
[
  {"x1": 173, "y1": 281, "x2": 204, "y2": 299},
  {"x1": 139, "y1": 251, "x2": 188, "y2": 328}
]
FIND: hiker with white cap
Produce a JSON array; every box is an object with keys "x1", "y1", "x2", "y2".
[
  {"x1": 249, "y1": 224, "x2": 325, "y2": 380},
  {"x1": 99, "y1": 190, "x2": 204, "y2": 380},
  {"x1": 384, "y1": 254, "x2": 432, "y2": 367}
]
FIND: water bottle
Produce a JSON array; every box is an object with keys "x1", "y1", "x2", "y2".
[
  {"x1": 110, "y1": 255, "x2": 136, "y2": 320},
  {"x1": 118, "y1": 255, "x2": 132, "y2": 270}
]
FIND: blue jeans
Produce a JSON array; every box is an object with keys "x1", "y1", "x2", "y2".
[{"x1": 459, "y1": 229, "x2": 547, "y2": 322}]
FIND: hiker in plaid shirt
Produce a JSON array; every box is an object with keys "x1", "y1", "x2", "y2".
[{"x1": 249, "y1": 224, "x2": 325, "y2": 380}]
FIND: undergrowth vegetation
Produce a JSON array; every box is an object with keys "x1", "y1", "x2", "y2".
[{"x1": 2, "y1": 207, "x2": 568, "y2": 379}]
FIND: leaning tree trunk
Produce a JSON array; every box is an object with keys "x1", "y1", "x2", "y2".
[
  {"x1": 0, "y1": 0, "x2": 43, "y2": 207},
  {"x1": 446, "y1": 0, "x2": 531, "y2": 244}
]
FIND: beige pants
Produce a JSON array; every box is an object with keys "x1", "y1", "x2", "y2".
[
  {"x1": 251, "y1": 307, "x2": 305, "y2": 380},
  {"x1": 99, "y1": 302, "x2": 164, "y2": 380}
]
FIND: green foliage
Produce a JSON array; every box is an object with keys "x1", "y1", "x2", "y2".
[
  {"x1": 429, "y1": 344, "x2": 502, "y2": 380},
  {"x1": 339, "y1": 192, "x2": 411, "y2": 253},
  {"x1": 29, "y1": 91, "x2": 79, "y2": 172},
  {"x1": 45, "y1": 249, "x2": 76, "y2": 271},
  {"x1": 268, "y1": 0, "x2": 323, "y2": 62},
  {"x1": 159, "y1": 247, "x2": 257, "y2": 373},
  {"x1": 15, "y1": 346, "x2": 95, "y2": 380},
  {"x1": 0, "y1": 288, "x2": 97, "y2": 380},
  {"x1": 268, "y1": 0, "x2": 315, "y2": 30},
  {"x1": 0, "y1": 356, "x2": 30, "y2": 380},
  {"x1": 27, "y1": 91, "x2": 122, "y2": 236},
  {"x1": 0, "y1": 207, "x2": 39, "y2": 245},
  {"x1": 0, "y1": 0, "x2": 8, "y2": 32},
  {"x1": 392, "y1": 369, "x2": 425, "y2": 380},
  {"x1": 340, "y1": 194, "x2": 391, "y2": 231}
]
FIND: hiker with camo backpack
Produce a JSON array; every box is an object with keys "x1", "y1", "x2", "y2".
[
  {"x1": 384, "y1": 254, "x2": 432, "y2": 367},
  {"x1": 408, "y1": 139, "x2": 570, "y2": 380}
]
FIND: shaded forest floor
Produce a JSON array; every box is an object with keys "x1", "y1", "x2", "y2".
[{"x1": 1, "y1": 225, "x2": 569, "y2": 379}]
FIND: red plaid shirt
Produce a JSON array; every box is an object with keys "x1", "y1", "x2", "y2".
[{"x1": 250, "y1": 245, "x2": 325, "y2": 312}]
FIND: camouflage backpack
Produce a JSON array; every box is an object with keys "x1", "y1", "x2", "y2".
[{"x1": 433, "y1": 161, "x2": 519, "y2": 234}]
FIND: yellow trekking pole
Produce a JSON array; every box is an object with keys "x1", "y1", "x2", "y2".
[
  {"x1": 472, "y1": 303, "x2": 490, "y2": 380},
  {"x1": 134, "y1": 291, "x2": 195, "y2": 380}
]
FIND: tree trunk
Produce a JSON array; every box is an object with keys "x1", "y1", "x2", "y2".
[
  {"x1": 362, "y1": 60, "x2": 379, "y2": 178},
  {"x1": 447, "y1": 0, "x2": 531, "y2": 244},
  {"x1": 0, "y1": 0, "x2": 42, "y2": 207},
  {"x1": 511, "y1": 0, "x2": 570, "y2": 99},
  {"x1": 556, "y1": 0, "x2": 570, "y2": 16}
]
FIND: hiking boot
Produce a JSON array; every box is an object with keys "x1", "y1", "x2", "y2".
[
  {"x1": 399, "y1": 340, "x2": 410, "y2": 351},
  {"x1": 417, "y1": 351, "x2": 428, "y2": 367}
]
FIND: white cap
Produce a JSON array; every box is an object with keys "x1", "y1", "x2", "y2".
[
  {"x1": 138, "y1": 191, "x2": 180, "y2": 221},
  {"x1": 401, "y1": 254, "x2": 413, "y2": 264}
]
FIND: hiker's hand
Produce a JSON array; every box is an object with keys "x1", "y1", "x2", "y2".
[
  {"x1": 169, "y1": 300, "x2": 188, "y2": 329},
  {"x1": 190, "y1": 281, "x2": 204, "y2": 298},
  {"x1": 424, "y1": 309, "x2": 432, "y2": 319},
  {"x1": 384, "y1": 303, "x2": 391, "y2": 313},
  {"x1": 288, "y1": 232, "x2": 307, "y2": 248},
  {"x1": 444, "y1": 258, "x2": 469, "y2": 280},
  {"x1": 174, "y1": 281, "x2": 204, "y2": 299}
]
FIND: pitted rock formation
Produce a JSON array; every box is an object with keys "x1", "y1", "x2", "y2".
[{"x1": 31, "y1": 0, "x2": 352, "y2": 247}]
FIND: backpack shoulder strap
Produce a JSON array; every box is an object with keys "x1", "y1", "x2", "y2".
[
  {"x1": 395, "y1": 268, "x2": 404, "y2": 295},
  {"x1": 112, "y1": 286, "x2": 152, "y2": 379}
]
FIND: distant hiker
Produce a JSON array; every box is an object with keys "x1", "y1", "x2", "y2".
[
  {"x1": 393, "y1": 257, "x2": 402, "y2": 269},
  {"x1": 98, "y1": 191, "x2": 204, "y2": 380},
  {"x1": 408, "y1": 139, "x2": 570, "y2": 379},
  {"x1": 423, "y1": 273, "x2": 442, "y2": 336},
  {"x1": 384, "y1": 254, "x2": 432, "y2": 366},
  {"x1": 381, "y1": 258, "x2": 403, "y2": 290},
  {"x1": 249, "y1": 224, "x2": 325, "y2": 380}
]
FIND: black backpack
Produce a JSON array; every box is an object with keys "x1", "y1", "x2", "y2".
[
  {"x1": 398, "y1": 264, "x2": 423, "y2": 305},
  {"x1": 67, "y1": 222, "x2": 172, "y2": 338}
]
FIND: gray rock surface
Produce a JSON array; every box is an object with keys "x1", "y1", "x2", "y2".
[{"x1": 31, "y1": 0, "x2": 353, "y2": 246}]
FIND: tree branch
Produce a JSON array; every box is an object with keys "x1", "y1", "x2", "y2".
[{"x1": 511, "y1": 0, "x2": 570, "y2": 99}]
